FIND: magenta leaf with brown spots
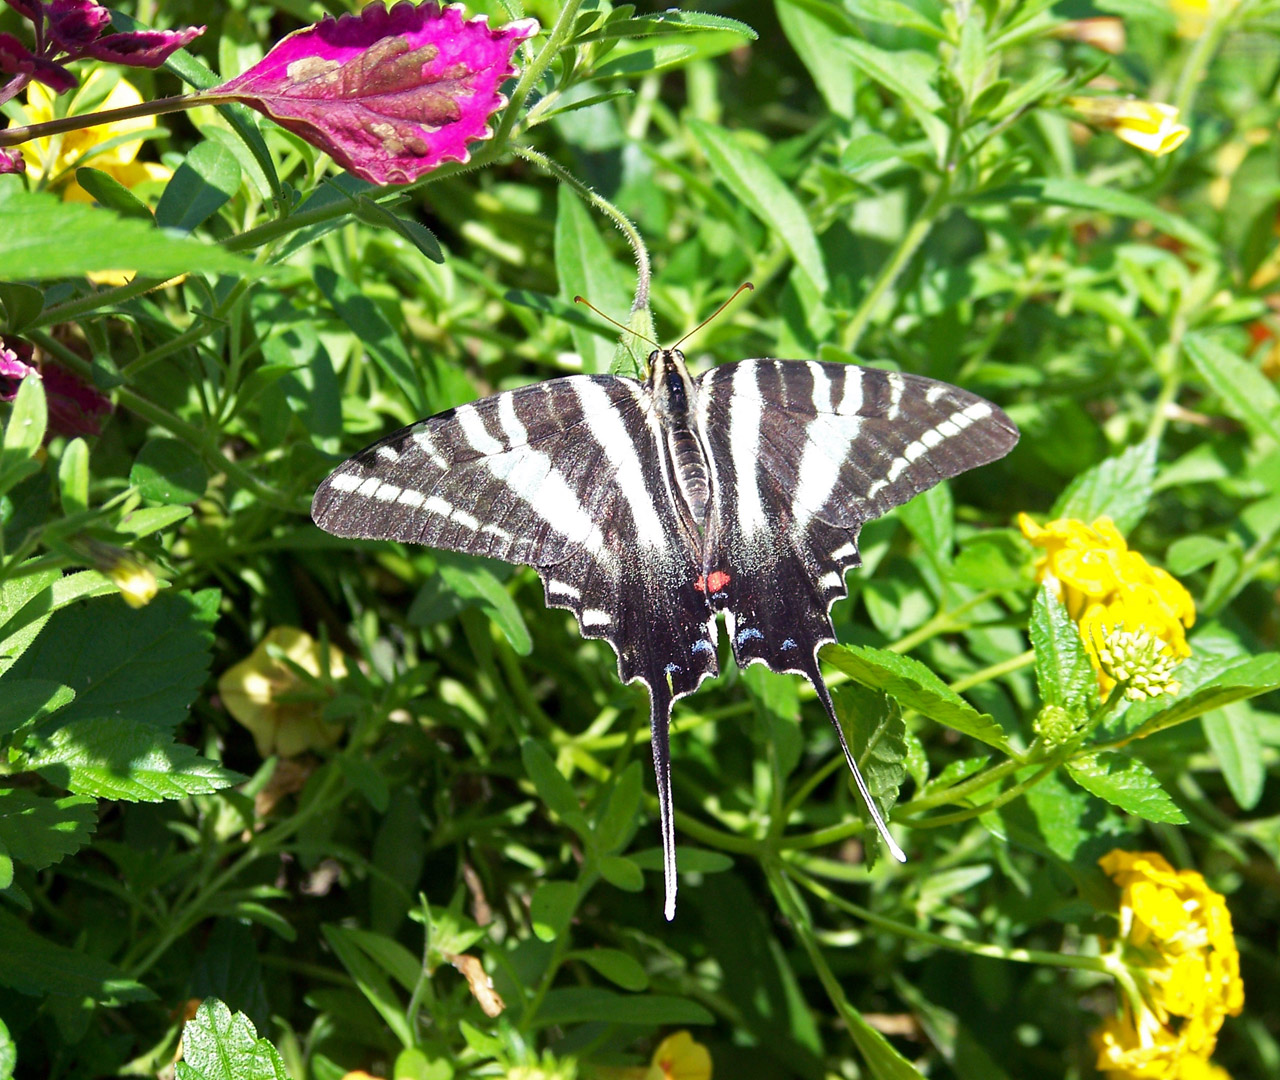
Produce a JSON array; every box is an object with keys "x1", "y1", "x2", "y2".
[{"x1": 209, "y1": 1, "x2": 538, "y2": 185}]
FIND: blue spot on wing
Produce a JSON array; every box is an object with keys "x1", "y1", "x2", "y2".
[
  {"x1": 781, "y1": 638, "x2": 798, "y2": 651},
  {"x1": 665, "y1": 662, "x2": 682, "y2": 675},
  {"x1": 691, "y1": 640, "x2": 714, "y2": 656},
  {"x1": 736, "y1": 627, "x2": 764, "y2": 646}
]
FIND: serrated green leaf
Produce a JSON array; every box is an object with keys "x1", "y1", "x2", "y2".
[
  {"x1": 1129, "y1": 654, "x2": 1280, "y2": 739},
  {"x1": 533, "y1": 987, "x2": 714, "y2": 1028},
  {"x1": 531, "y1": 880, "x2": 578, "y2": 941},
  {"x1": 1184, "y1": 332, "x2": 1280, "y2": 446},
  {"x1": 1051, "y1": 441, "x2": 1157, "y2": 533},
  {"x1": 0, "y1": 189, "x2": 253, "y2": 279},
  {"x1": 1066, "y1": 752, "x2": 1187, "y2": 824},
  {"x1": 0, "y1": 908, "x2": 153, "y2": 1005},
  {"x1": 1029, "y1": 587, "x2": 1094, "y2": 712},
  {"x1": 823, "y1": 644, "x2": 1012, "y2": 753},
  {"x1": 1203, "y1": 703, "x2": 1265, "y2": 811},
  {"x1": 0, "y1": 790, "x2": 96, "y2": 870},
  {"x1": 0, "y1": 679, "x2": 73, "y2": 737},
  {"x1": 27, "y1": 716, "x2": 243, "y2": 801},
  {"x1": 568, "y1": 947, "x2": 649, "y2": 990},
  {"x1": 3, "y1": 589, "x2": 218, "y2": 731},
  {"x1": 686, "y1": 119, "x2": 829, "y2": 293},
  {"x1": 175, "y1": 998, "x2": 290, "y2": 1080},
  {"x1": 834, "y1": 684, "x2": 906, "y2": 863}
]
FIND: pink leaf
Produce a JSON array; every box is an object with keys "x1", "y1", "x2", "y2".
[
  {"x1": 212, "y1": 1, "x2": 538, "y2": 185},
  {"x1": 3, "y1": 1, "x2": 43, "y2": 21},
  {"x1": 81, "y1": 25, "x2": 205, "y2": 68},
  {"x1": 0, "y1": 30, "x2": 75, "y2": 91},
  {"x1": 48, "y1": 0, "x2": 113, "y2": 49}
]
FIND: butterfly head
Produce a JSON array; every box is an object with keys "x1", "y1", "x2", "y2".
[{"x1": 646, "y1": 348, "x2": 695, "y2": 418}]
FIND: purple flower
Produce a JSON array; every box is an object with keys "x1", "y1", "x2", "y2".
[
  {"x1": 212, "y1": 1, "x2": 538, "y2": 185},
  {"x1": 0, "y1": 336, "x2": 112, "y2": 437},
  {"x1": 0, "y1": 2, "x2": 203, "y2": 104},
  {"x1": 0, "y1": 148, "x2": 26, "y2": 173}
]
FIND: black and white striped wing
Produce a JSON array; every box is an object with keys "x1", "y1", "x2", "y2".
[
  {"x1": 695, "y1": 359, "x2": 1018, "y2": 855},
  {"x1": 312, "y1": 375, "x2": 718, "y2": 918}
]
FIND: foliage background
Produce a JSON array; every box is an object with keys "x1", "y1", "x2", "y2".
[{"x1": 2, "y1": 0, "x2": 1280, "y2": 1078}]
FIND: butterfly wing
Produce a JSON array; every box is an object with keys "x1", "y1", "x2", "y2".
[
  {"x1": 696, "y1": 359, "x2": 1019, "y2": 855},
  {"x1": 313, "y1": 374, "x2": 717, "y2": 918}
]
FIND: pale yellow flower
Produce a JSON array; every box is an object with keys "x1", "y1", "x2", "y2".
[
  {"x1": 1093, "y1": 851, "x2": 1242, "y2": 1080},
  {"x1": 1019, "y1": 515, "x2": 1194, "y2": 697},
  {"x1": 20, "y1": 71, "x2": 171, "y2": 198},
  {"x1": 219, "y1": 628, "x2": 348, "y2": 757},
  {"x1": 1066, "y1": 97, "x2": 1190, "y2": 157},
  {"x1": 1171, "y1": 0, "x2": 1211, "y2": 38},
  {"x1": 110, "y1": 556, "x2": 159, "y2": 608},
  {"x1": 647, "y1": 1033, "x2": 711, "y2": 1080}
]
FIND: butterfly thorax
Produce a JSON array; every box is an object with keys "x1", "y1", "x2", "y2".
[{"x1": 647, "y1": 348, "x2": 712, "y2": 533}]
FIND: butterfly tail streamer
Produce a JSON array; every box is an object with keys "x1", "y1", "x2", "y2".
[
  {"x1": 648, "y1": 681, "x2": 679, "y2": 920},
  {"x1": 806, "y1": 658, "x2": 907, "y2": 863}
]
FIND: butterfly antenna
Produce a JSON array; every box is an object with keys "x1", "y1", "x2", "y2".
[
  {"x1": 574, "y1": 296, "x2": 659, "y2": 347},
  {"x1": 672, "y1": 282, "x2": 754, "y2": 351}
]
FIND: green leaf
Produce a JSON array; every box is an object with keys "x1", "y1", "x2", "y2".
[
  {"x1": 0, "y1": 282, "x2": 45, "y2": 331},
  {"x1": 0, "y1": 908, "x2": 153, "y2": 1005},
  {"x1": 0, "y1": 679, "x2": 73, "y2": 737},
  {"x1": 1184, "y1": 332, "x2": 1280, "y2": 446},
  {"x1": 594, "y1": 760, "x2": 642, "y2": 853},
  {"x1": 568, "y1": 947, "x2": 649, "y2": 991},
  {"x1": 554, "y1": 185, "x2": 634, "y2": 375},
  {"x1": 823, "y1": 644, "x2": 1012, "y2": 753},
  {"x1": 834, "y1": 684, "x2": 906, "y2": 862},
  {"x1": 520, "y1": 740, "x2": 589, "y2": 835},
  {"x1": 0, "y1": 565, "x2": 61, "y2": 678},
  {"x1": 314, "y1": 264, "x2": 427, "y2": 415},
  {"x1": 174, "y1": 998, "x2": 290, "y2": 1080},
  {"x1": 26, "y1": 715, "x2": 244, "y2": 801},
  {"x1": 1051, "y1": 441, "x2": 1157, "y2": 533},
  {"x1": 1029, "y1": 587, "x2": 1094, "y2": 712},
  {"x1": 3, "y1": 589, "x2": 218, "y2": 731},
  {"x1": 1065, "y1": 752, "x2": 1187, "y2": 824},
  {"x1": 0, "y1": 790, "x2": 96, "y2": 869},
  {"x1": 1203, "y1": 703, "x2": 1265, "y2": 811},
  {"x1": 0, "y1": 189, "x2": 252, "y2": 279},
  {"x1": 835, "y1": 38, "x2": 943, "y2": 115},
  {"x1": 57, "y1": 437, "x2": 89, "y2": 516},
  {"x1": 131, "y1": 437, "x2": 208, "y2": 505},
  {"x1": 977, "y1": 179, "x2": 1215, "y2": 253},
  {"x1": 686, "y1": 119, "x2": 830, "y2": 293},
  {"x1": 0, "y1": 1015, "x2": 13, "y2": 1080},
  {"x1": 1129, "y1": 654, "x2": 1280, "y2": 739},
  {"x1": 116, "y1": 504, "x2": 194, "y2": 537},
  {"x1": 320, "y1": 926, "x2": 414, "y2": 1046},
  {"x1": 326, "y1": 925, "x2": 421, "y2": 994},
  {"x1": 531, "y1": 879, "x2": 579, "y2": 941},
  {"x1": 435, "y1": 556, "x2": 532, "y2": 656},
  {"x1": 599, "y1": 854, "x2": 644, "y2": 891},
  {"x1": 155, "y1": 141, "x2": 242, "y2": 233},
  {"x1": 533, "y1": 988, "x2": 714, "y2": 1028},
  {"x1": 74, "y1": 167, "x2": 154, "y2": 221},
  {"x1": 898, "y1": 482, "x2": 953, "y2": 566},
  {"x1": 0, "y1": 374, "x2": 47, "y2": 499},
  {"x1": 354, "y1": 196, "x2": 444, "y2": 264},
  {"x1": 777, "y1": 0, "x2": 856, "y2": 119},
  {"x1": 630, "y1": 846, "x2": 734, "y2": 873}
]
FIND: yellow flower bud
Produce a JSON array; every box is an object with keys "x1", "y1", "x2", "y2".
[{"x1": 1066, "y1": 96, "x2": 1190, "y2": 156}]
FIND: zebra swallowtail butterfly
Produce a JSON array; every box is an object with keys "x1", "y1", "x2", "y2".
[{"x1": 313, "y1": 322, "x2": 1018, "y2": 919}]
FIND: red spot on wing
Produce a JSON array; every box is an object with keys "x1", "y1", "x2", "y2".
[{"x1": 694, "y1": 570, "x2": 732, "y2": 594}]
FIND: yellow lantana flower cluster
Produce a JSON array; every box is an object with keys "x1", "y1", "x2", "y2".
[
  {"x1": 1094, "y1": 851, "x2": 1243, "y2": 1080},
  {"x1": 1018, "y1": 515, "x2": 1194, "y2": 699}
]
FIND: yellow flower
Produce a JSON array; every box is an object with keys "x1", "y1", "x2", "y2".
[
  {"x1": 1093, "y1": 851, "x2": 1242, "y2": 1080},
  {"x1": 218, "y1": 628, "x2": 348, "y2": 757},
  {"x1": 1170, "y1": 0, "x2": 1211, "y2": 38},
  {"x1": 1066, "y1": 97, "x2": 1190, "y2": 157},
  {"x1": 646, "y1": 1033, "x2": 710, "y2": 1080},
  {"x1": 1019, "y1": 515, "x2": 1194, "y2": 697},
  {"x1": 20, "y1": 70, "x2": 171, "y2": 198},
  {"x1": 110, "y1": 556, "x2": 159, "y2": 608}
]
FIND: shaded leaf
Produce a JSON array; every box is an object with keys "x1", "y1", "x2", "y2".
[
  {"x1": 1184, "y1": 332, "x2": 1280, "y2": 446},
  {"x1": 1065, "y1": 752, "x2": 1187, "y2": 824},
  {"x1": 533, "y1": 987, "x2": 713, "y2": 1028},
  {"x1": 0, "y1": 790, "x2": 96, "y2": 869},
  {"x1": 0, "y1": 908, "x2": 153, "y2": 1005},
  {"x1": 1052, "y1": 441, "x2": 1157, "y2": 533}
]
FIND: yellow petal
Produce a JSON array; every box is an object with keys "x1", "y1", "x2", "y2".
[{"x1": 649, "y1": 1032, "x2": 712, "y2": 1080}]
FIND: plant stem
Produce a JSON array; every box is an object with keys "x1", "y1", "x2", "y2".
[
  {"x1": 841, "y1": 177, "x2": 952, "y2": 354},
  {"x1": 511, "y1": 142, "x2": 652, "y2": 314},
  {"x1": 0, "y1": 94, "x2": 200, "y2": 147},
  {"x1": 494, "y1": 0, "x2": 582, "y2": 149}
]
